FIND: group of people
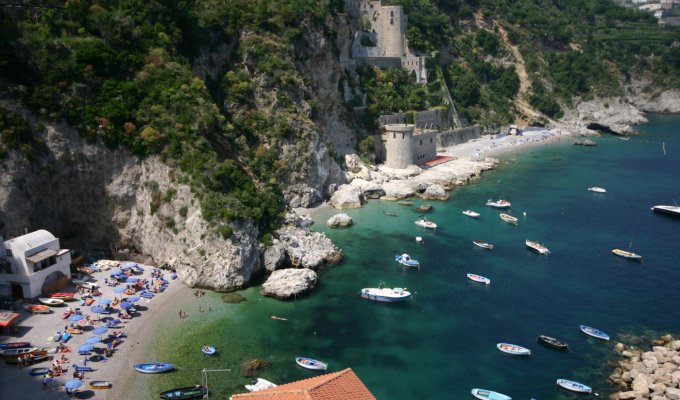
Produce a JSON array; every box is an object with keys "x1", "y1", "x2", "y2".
[{"x1": 16, "y1": 353, "x2": 34, "y2": 368}]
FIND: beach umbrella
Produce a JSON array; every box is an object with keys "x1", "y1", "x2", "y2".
[
  {"x1": 69, "y1": 314, "x2": 85, "y2": 322},
  {"x1": 110, "y1": 268, "x2": 123, "y2": 275},
  {"x1": 119, "y1": 301, "x2": 133, "y2": 309},
  {"x1": 78, "y1": 344, "x2": 94, "y2": 353},
  {"x1": 85, "y1": 336, "x2": 101, "y2": 344},
  {"x1": 91, "y1": 306, "x2": 107, "y2": 314},
  {"x1": 125, "y1": 296, "x2": 140, "y2": 303},
  {"x1": 123, "y1": 262, "x2": 137, "y2": 268},
  {"x1": 92, "y1": 327, "x2": 108, "y2": 335},
  {"x1": 65, "y1": 379, "x2": 84, "y2": 390},
  {"x1": 127, "y1": 277, "x2": 139, "y2": 284},
  {"x1": 98, "y1": 298, "x2": 112, "y2": 305},
  {"x1": 113, "y1": 287, "x2": 126, "y2": 293}
]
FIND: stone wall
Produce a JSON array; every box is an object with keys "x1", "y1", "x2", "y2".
[
  {"x1": 437, "y1": 125, "x2": 481, "y2": 148},
  {"x1": 413, "y1": 131, "x2": 438, "y2": 165}
]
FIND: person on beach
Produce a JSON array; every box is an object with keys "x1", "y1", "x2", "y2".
[{"x1": 17, "y1": 354, "x2": 23, "y2": 368}]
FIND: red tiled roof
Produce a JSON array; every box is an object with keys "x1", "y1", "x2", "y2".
[{"x1": 231, "y1": 368, "x2": 376, "y2": 400}]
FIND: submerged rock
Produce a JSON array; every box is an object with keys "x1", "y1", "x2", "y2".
[
  {"x1": 261, "y1": 269, "x2": 318, "y2": 299},
  {"x1": 415, "y1": 204, "x2": 432, "y2": 213},
  {"x1": 241, "y1": 358, "x2": 270, "y2": 377},
  {"x1": 222, "y1": 293, "x2": 246, "y2": 303},
  {"x1": 327, "y1": 213, "x2": 353, "y2": 228}
]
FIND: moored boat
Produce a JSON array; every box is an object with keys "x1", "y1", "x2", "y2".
[
  {"x1": 537, "y1": 335, "x2": 568, "y2": 350},
  {"x1": 24, "y1": 304, "x2": 51, "y2": 314},
  {"x1": 134, "y1": 362, "x2": 175, "y2": 373},
  {"x1": 415, "y1": 236, "x2": 423, "y2": 244},
  {"x1": 89, "y1": 380, "x2": 112, "y2": 389},
  {"x1": 496, "y1": 343, "x2": 531, "y2": 356},
  {"x1": 414, "y1": 218, "x2": 437, "y2": 229},
  {"x1": 471, "y1": 388, "x2": 512, "y2": 400},
  {"x1": 612, "y1": 248, "x2": 642, "y2": 260},
  {"x1": 395, "y1": 254, "x2": 420, "y2": 268},
  {"x1": 467, "y1": 273, "x2": 491, "y2": 285},
  {"x1": 651, "y1": 205, "x2": 680, "y2": 217},
  {"x1": 295, "y1": 356, "x2": 327, "y2": 370},
  {"x1": 159, "y1": 385, "x2": 207, "y2": 399},
  {"x1": 48, "y1": 292, "x2": 75, "y2": 301},
  {"x1": 556, "y1": 379, "x2": 592, "y2": 393},
  {"x1": 486, "y1": 199, "x2": 511, "y2": 209},
  {"x1": 580, "y1": 325, "x2": 610, "y2": 341},
  {"x1": 463, "y1": 210, "x2": 480, "y2": 218},
  {"x1": 361, "y1": 287, "x2": 411, "y2": 302},
  {"x1": 0, "y1": 346, "x2": 39, "y2": 357},
  {"x1": 245, "y1": 378, "x2": 278, "y2": 392},
  {"x1": 201, "y1": 346, "x2": 216, "y2": 355},
  {"x1": 472, "y1": 240, "x2": 494, "y2": 250},
  {"x1": 526, "y1": 240, "x2": 550, "y2": 255},
  {"x1": 499, "y1": 213, "x2": 518, "y2": 225},
  {"x1": 39, "y1": 298, "x2": 64, "y2": 306},
  {"x1": 0, "y1": 342, "x2": 31, "y2": 350},
  {"x1": 588, "y1": 186, "x2": 607, "y2": 193}
]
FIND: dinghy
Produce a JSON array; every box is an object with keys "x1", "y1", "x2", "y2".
[
  {"x1": 526, "y1": 240, "x2": 550, "y2": 255},
  {"x1": 24, "y1": 304, "x2": 51, "y2": 314},
  {"x1": 579, "y1": 325, "x2": 610, "y2": 340},
  {"x1": 201, "y1": 346, "x2": 216, "y2": 355},
  {"x1": 471, "y1": 388, "x2": 512, "y2": 400},
  {"x1": 89, "y1": 381, "x2": 112, "y2": 389},
  {"x1": 134, "y1": 362, "x2": 174, "y2": 373},
  {"x1": 463, "y1": 210, "x2": 480, "y2": 218},
  {"x1": 29, "y1": 367, "x2": 51, "y2": 376},
  {"x1": 496, "y1": 343, "x2": 531, "y2": 356},
  {"x1": 159, "y1": 385, "x2": 207, "y2": 400},
  {"x1": 0, "y1": 342, "x2": 31, "y2": 350},
  {"x1": 467, "y1": 273, "x2": 491, "y2": 285},
  {"x1": 245, "y1": 378, "x2": 278, "y2": 392},
  {"x1": 588, "y1": 186, "x2": 607, "y2": 193},
  {"x1": 39, "y1": 298, "x2": 64, "y2": 306},
  {"x1": 612, "y1": 248, "x2": 642, "y2": 260},
  {"x1": 473, "y1": 240, "x2": 494, "y2": 250},
  {"x1": 499, "y1": 213, "x2": 518, "y2": 225},
  {"x1": 295, "y1": 356, "x2": 327, "y2": 371},
  {"x1": 48, "y1": 293, "x2": 75, "y2": 301},
  {"x1": 556, "y1": 379, "x2": 592, "y2": 393},
  {"x1": 537, "y1": 335, "x2": 568, "y2": 350},
  {"x1": 395, "y1": 254, "x2": 420, "y2": 268}
]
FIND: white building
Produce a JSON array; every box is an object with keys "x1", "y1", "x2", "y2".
[{"x1": 0, "y1": 230, "x2": 71, "y2": 299}]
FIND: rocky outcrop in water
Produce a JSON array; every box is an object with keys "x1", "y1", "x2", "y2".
[
  {"x1": 417, "y1": 184, "x2": 449, "y2": 201},
  {"x1": 261, "y1": 268, "x2": 318, "y2": 299},
  {"x1": 609, "y1": 334, "x2": 680, "y2": 399},
  {"x1": 330, "y1": 184, "x2": 365, "y2": 209},
  {"x1": 276, "y1": 213, "x2": 343, "y2": 269},
  {"x1": 327, "y1": 213, "x2": 353, "y2": 228}
]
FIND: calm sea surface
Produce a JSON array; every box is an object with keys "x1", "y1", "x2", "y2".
[{"x1": 136, "y1": 114, "x2": 680, "y2": 399}]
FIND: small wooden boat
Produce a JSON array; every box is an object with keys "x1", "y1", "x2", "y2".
[
  {"x1": 134, "y1": 362, "x2": 174, "y2": 373},
  {"x1": 295, "y1": 356, "x2": 327, "y2": 371},
  {"x1": 612, "y1": 248, "x2": 642, "y2": 260},
  {"x1": 526, "y1": 240, "x2": 550, "y2": 255},
  {"x1": 361, "y1": 287, "x2": 411, "y2": 302},
  {"x1": 39, "y1": 298, "x2": 65, "y2": 306},
  {"x1": 471, "y1": 388, "x2": 512, "y2": 400},
  {"x1": 556, "y1": 379, "x2": 592, "y2": 393},
  {"x1": 2, "y1": 347, "x2": 52, "y2": 363},
  {"x1": 395, "y1": 254, "x2": 420, "y2": 268},
  {"x1": 0, "y1": 346, "x2": 39, "y2": 357},
  {"x1": 414, "y1": 218, "x2": 437, "y2": 229},
  {"x1": 580, "y1": 325, "x2": 610, "y2": 341},
  {"x1": 24, "y1": 304, "x2": 51, "y2": 314},
  {"x1": 499, "y1": 213, "x2": 518, "y2": 225},
  {"x1": 201, "y1": 346, "x2": 216, "y2": 355},
  {"x1": 159, "y1": 385, "x2": 206, "y2": 400},
  {"x1": 486, "y1": 199, "x2": 511, "y2": 209},
  {"x1": 29, "y1": 367, "x2": 51, "y2": 376},
  {"x1": 473, "y1": 240, "x2": 493, "y2": 250},
  {"x1": 537, "y1": 335, "x2": 568, "y2": 350},
  {"x1": 467, "y1": 273, "x2": 490, "y2": 285},
  {"x1": 0, "y1": 342, "x2": 31, "y2": 350},
  {"x1": 588, "y1": 186, "x2": 607, "y2": 193},
  {"x1": 89, "y1": 380, "x2": 112, "y2": 389},
  {"x1": 245, "y1": 378, "x2": 277, "y2": 392},
  {"x1": 463, "y1": 210, "x2": 480, "y2": 218},
  {"x1": 48, "y1": 292, "x2": 75, "y2": 301},
  {"x1": 496, "y1": 343, "x2": 531, "y2": 356}
]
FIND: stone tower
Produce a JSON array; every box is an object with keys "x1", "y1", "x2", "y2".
[{"x1": 384, "y1": 124, "x2": 415, "y2": 169}]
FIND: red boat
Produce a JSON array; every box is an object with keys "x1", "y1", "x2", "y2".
[
  {"x1": 0, "y1": 342, "x2": 31, "y2": 350},
  {"x1": 49, "y1": 292, "x2": 76, "y2": 300}
]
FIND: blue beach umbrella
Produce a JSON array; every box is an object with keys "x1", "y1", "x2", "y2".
[
  {"x1": 85, "y1": 336, "x2": 101, "y2": 345},
  {"x1": 119, "y1": 301, "x2": 133, "y2": 309},
  {"x1": 113, "y1": 287, "x2": 126, "y2": 293},
  {"x1": 91, "y1": 306, "x2": 107, "y2": 314},
  {"x1": 123, "y1": 262, "x2": 137, "y2": 268},
  {"x1": 69, "y1": 314, "x2": 85, "y2": 322},
  {"x1": 126, "y1": 277, "x2": 139, "y2": 284},
  {"x1": 98, "y1": 298, "x2": 112, "y2": 305},
  {"x1": 65, "y1": 379, "x2": 84, "y2": 390},
  {"x1": 110, "y1": 268, "x2": 123, "y2": 275},
  {"x1": 92, "y1": 327, "x2": 108, "y2": 335},
  {"x1": 125, "y1": 296, "x2": 140, "y2": 303},
  {"x1": 78, "y1": 344, "x2": 94, "y2": 353}
]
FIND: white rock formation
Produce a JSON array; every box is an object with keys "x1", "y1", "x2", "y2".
[
  {"x1": 417, "y1": 184, "x2": 449, "y2": 201},
  {"x1": 327, "y1": 213, "x2": 353, "y2": 228},
  {"x1": 261, "y1": 268, "x2": 318, "y2": 299},
  {"x1": 329, "y1": 184, "x2": 365, "y2": 209}
]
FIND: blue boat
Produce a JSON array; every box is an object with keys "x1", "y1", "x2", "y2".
[
  {"x1": 395, "y1": 254, "x2": 420, "y2": 268},
  {"x1": 295, "y1": 356, "x2": 327, "y2": 371},
  {"x1": 556, "y1": 379, "x2": 592, "y2": 393},
  {"x1": 579, "y1": 325, "x2": 610, "y2": 341},
  {"x1": 134, "y1": 362, "x2": 174, "y2": 373},
  {"x1": 471, "y1": 388, "x2": 512, "y2": 400},
  {"x1": 0, "y1": 342, "x2": 31, "y2": 350},
  {"x1": 29, "y1": 367, "x2": 50, "y2": 376},
  {"x1": 140, "y1": 291, "x2": 155, "y2": 298},
  {"x1": 60, "y1": 331, "x2": 72, "y2": 343}
]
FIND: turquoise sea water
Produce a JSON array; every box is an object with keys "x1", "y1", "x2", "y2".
[{"x1": 137, "y1": 114, "x2": 680, "y2": 399}]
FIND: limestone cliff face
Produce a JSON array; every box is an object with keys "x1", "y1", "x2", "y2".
[{"x1": 0, "y1": 106, "x2": 261, "y2": 292}]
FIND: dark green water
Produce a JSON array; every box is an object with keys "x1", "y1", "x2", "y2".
[{"x1": 139, "y1": 114, "x2": 680, "y2": 399}]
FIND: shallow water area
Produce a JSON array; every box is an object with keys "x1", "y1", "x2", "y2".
[{"x1": 141, "y1": 115, "x2": 680, "y2": 399}]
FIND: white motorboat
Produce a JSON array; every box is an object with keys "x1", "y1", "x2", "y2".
[
  {"x1": 651, "y1": 205, "x2": 680, "y2": 217},
  {"x1": 499, "y1": 213, "x2": 518, "y2": 225},
  {"x1": 472, "y1": 240, "x2": 494, "y2": 250},
  {"x1": 497, "y1": 343, "x2": 531, "y2": 356},
  {"x1": 486, "y1": 199, "x2": 511, "y2": 209},
  {"x1": 414, "y1": 218, "x2": 437, "y2": 229},
  {"x1": 526, "y1": 240, "x2": 550, "y2": 255},
  {"x1": 471, "y1": 388, "x2": 512, "y2": 400},
  {"x1": 462, "y1": 210, "x2": 480, "y2": 218},
  {"x1": 361, "y1": 287, "x2": 412, "y2": 302},
  {"x1": 245, "y1": 378, "x2": 278, "y2": 392},
  {"x1": 556, "y1": 379, "x2": 592, "y2": 393},
  {"x1": 38, "y1": 298, "x2": 65, "y2": 306},
  {"x1": 395, "y1": 254, "x2": 420, "y2": 268},
  {"x1": 467, "y1": 273, "x2": 490, "y2": 285},
  {"x1": 612, "y1": 248, "x2": 642, "y2": 260},
  {"x1": 588, "y1": 186, "x2": 607, "y2": 193}
]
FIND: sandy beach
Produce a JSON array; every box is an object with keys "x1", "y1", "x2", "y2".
[{"x1": 0, "y1": 262, "x2": 194, "y2": 400}]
